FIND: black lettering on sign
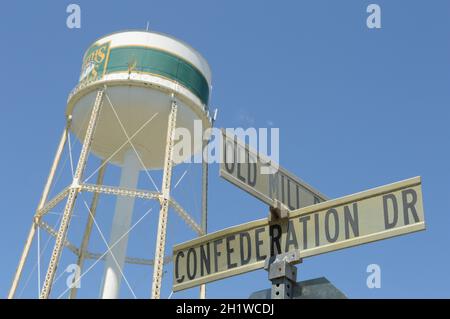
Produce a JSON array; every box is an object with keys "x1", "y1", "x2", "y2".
[
  {"x1": 255, "y1": 227, "x2": 267, "y2": 261},
  {"x1": 224, "y1": 139, "x2": 235, "y2": 174},
  {"x1": 247, "y1": 151, "x2": 257, "y2": 187},
  {"x1": 186, "y1": 248, "x2": 197, "y2": 280},
  {"x1": 287, "y1": 178, "x2": 296, "y2": 210},
  {"x1": 226, "y1": 235, "x2": 237, "y2": 269},
  {"x1": 236, "y1": 140, "x2": 246, "y2": 182},
  {"x1": 383, "y1": 193, "x2": 398, "y2": 229},
  {"x1": 237, "y1": 163, "x2": 245, "y2": 183},
  {"x1": 344, "y1": 203, "x2": 359, "y2": 239},
  {"x1": 286, "y1": 178, "x2": 298, "y2": 210},
  {"x1": 296, "y1": 184, "x2": 300, "y2": 209},
  {"x1": 325, "y1": 208, "x2": 339, "y2": 243},
  {"x1": 236, "y1": 163, "x2": 245, "y2": 183},
  {"x1": 175, "y1": 251, "x2": 185, "y2": 283},
  {"x1": 213, "y1": 239, "x2": 223, "y2": 273},
  {"x1": 285, "y1": 220, "x2": 299, "y2": 251},
  {"x1": 299, "y1": 216, "x2": 310, "y2": 249},
  {"x1": 402, "y1": 189, "x2": 419, "y2": 225},
  {"x1": 269, "y1": 224, "x2": 282, "y2": 256},
  {"x1": 269, "y1": 172, "x2": 279, "y2": 200},
  {"x1": 200, "y1": 243, "x2": 211, "y2": 276},
  {"x1": 239, "y1": 232, "x2": 251, "y2": 265},
  {"x1": 314, "y1": 213, "x2": 320, "y2": 247}
]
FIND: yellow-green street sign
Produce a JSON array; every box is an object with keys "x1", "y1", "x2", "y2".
[
  {"x1": 220, "y1": 130, "x2": 328, "y2": 209},
  {"x1": 173, "y1": 177, "x2": 425, "y2": 292}
]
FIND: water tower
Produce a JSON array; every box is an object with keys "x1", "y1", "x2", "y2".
[{"x1": 9, "y1": 30, "x2": 213, "y2": 299}]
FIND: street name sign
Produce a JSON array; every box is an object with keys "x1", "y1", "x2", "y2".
[
  {"x1": 219, "y1": 130, "x2": 328, "y2": 209},
  {"x1": 173, "y1": 176, "x2": 425, "y2": 291}
]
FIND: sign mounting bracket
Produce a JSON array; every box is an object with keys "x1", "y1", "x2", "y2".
[
  {"x1": 269, "y1": 199, "x2": 290, "y2": 222},
  {"x1": 264, "y1": 250, "x2": 303, "y2": 299}
]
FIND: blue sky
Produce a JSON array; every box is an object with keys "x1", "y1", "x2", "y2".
[{"x1": 0, "y1": 0, "x2": 449, "y2": 298}]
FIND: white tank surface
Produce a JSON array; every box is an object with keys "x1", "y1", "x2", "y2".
[{"x1": 67, "y1": 30, "x2": 212, "y2": 169}]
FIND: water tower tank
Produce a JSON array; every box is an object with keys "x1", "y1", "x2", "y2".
[{"x1": 67, "y1": 30, "x2": 212, "y2": 169}]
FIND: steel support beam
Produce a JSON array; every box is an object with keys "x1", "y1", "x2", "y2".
[
  {"x1": 80, "y1": 183, "x2": 202, "y2": 235},
  {"x1": 199, "y1": 122, "x2": 213, "y2": 299},
  {"x1": 151, "y1": 100, "x2": 177, "y2": 299},
  {"x1": 169, "y1": 198, "x2": 203, "y2": 236},
  {"x1": 40, "y1": 89, "x2": 104, "y2": 299},
  {"x1": 80, "y1": 184, "x2": 160, "y2": 201},
  {"x1": 70, "y1": 162, "x2": 107, "y2": 299},
  {"x1": 36, "y1": 187, "x2": 70, "y2": 218},
  {"x1": 87, "y1": 253, "x2": 172, "y2": 266},
  {"x1": 8, "y1": 120, "x2": 70, "y2": 299},
  {"x1": 38, "y1": 220, "x2": 79, "y2": 255}
]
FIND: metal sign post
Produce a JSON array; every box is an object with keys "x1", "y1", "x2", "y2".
[
  {"x1": 265, "y1": 200, "x2": 302, "y2": 299},
  {"x1": 265, "y1": 251, "x2": 301, "y2": 299},
  {"x1": 199, "y1": 112, "x2": 216, "y2": 299}
]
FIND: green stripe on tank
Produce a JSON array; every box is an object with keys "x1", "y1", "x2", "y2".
[{"x1": 105, "y1": 46, "x2": 210, "y2": 105}]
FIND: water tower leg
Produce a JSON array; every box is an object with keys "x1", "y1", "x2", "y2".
[
  {"x1": 151, "y1": 101, "x2": 178, "y2": 299},
  {"x1": 70, "y1": 161, "x2": 107, "y2": 299},
  {"x1": 100, "y1": 149, "x2": 140, "y2": 299},
  {"x1": 199, "y1": 128, "x2": 211, "y2": 299},
  {"x1": 40, "y1": 89, "x2": 104, "y2": 299},
  {"x1": 8, "y1": 121, "x2": 70, "y2": 299}
]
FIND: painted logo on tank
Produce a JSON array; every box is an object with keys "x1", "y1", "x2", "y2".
[{"x1": 79, "y1": 42, "x2": 111, "y2": 84}]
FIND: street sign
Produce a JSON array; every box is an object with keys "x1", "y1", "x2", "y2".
[
  {"x1": 249, "y1": 277, "x2": 347, "y2": 299},
  {"x1": 219, "y1": 130, "x2": 328, "y2": 209},
  {"x1": 173, "y1": 176, "x2": 424, "y2": 292}
]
